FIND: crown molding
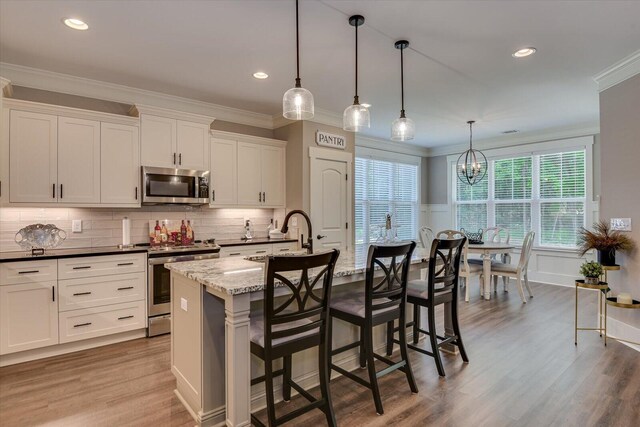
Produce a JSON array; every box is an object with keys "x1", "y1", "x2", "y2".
[
  {"x1": 426, "y1": 121, "x2": 600, "y2": 157},
  {"x1": 130, "y1": 104, "x2": 215, "y2": 125},
  {"x1": 272, "y1": 107, "x2": 343, "y2": 130},
  {"x1": 0, "y1": 77, "x2": 12, "y2": 97},
  {"x1": 593, "y1": 49, "x2": 640, "y2": 92},
  {"x1": 0, "y1": 62, "x2": 273, "y2": 129},
  {"x1": 356, "y1": 134, "x2": 430, "y2": 158},
  {"x1": 210, "y1": 129, "x2": 287, "y2": 147}
]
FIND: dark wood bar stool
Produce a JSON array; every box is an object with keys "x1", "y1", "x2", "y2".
[
  {"x1": 329, "y1": 242, "x2": 418, "y2": 415},
  {"x1": 389, "y1": 237, "x2": 468, "y2": 377},
  {"x1": 250, "y1": 249, "x2": 340, "y2": 427}
]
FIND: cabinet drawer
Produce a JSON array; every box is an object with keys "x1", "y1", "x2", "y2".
[
  {"x1": 58, "y1": 253, "x2": 146, "y2": 279},
  {"x1": 59, "y1": 301, "x2": 146, "y2": 344},
  {"x1": 0, "y1": 260, "x2": 57, "y2": 285},
  {"x1": 58, "y1": 272, "x2": 145, "y2": 312},
  {"x1": 271, "y1": 242, "x2": 299, "y2": 253},
  {"x1": 220, "y1": 244, "x2": 272, "y2": 258}
]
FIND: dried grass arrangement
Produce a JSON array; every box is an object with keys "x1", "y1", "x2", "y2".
[{"x1": 578, "y1": 220, "x2": 635, "y2": 265}]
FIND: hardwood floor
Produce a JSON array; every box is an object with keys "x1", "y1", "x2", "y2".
[{"x1": 1, "y1": 282, "x2": 639, "y2": 426}]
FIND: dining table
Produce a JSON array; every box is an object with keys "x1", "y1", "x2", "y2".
[{"x1": 468, "y1": 242, "x2": 514, "y2": 299}]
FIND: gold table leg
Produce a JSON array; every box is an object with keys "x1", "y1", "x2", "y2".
[{"x1": 574, "y1": 284, "x2": 578, "y2": 345}]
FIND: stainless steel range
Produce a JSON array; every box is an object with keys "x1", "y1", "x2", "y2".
[{"x1": 145, "y1": 240, "x2": 220, "y2": 336}]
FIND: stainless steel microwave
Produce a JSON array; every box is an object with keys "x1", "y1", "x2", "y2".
[{"x1": 142, "y1": 166, "x2": 210, "y2": 205}]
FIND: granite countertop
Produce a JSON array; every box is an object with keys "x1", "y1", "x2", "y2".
[
  {"x1": 166, "y1": 247, "x2": 429, "y2": 296},
  {"x1": 0, "y1": 246, "x2": 148, "y2": 263},
  {"x1": 216, "y1": 237, "x2": 298, "y2": 247}
]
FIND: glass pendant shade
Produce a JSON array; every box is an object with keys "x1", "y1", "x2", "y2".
[
  {"x1": 391, "y1": 116, "x2": 415, "y2": 141},
  {"x1": 283, "y1": 86, "x2": 314, "y2": 120},
  {"x1": 456, "y1": 120, "x2": 487, "y2": 185},
  {"x1": 343, "y1": 102, "x2": 370, "y2": 132}
]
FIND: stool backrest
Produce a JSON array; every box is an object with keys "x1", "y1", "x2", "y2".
[
  {"x1": 263, "y1": 249, "x2": 340, "y2": 350},
  {"x1": 427, "y1": 237, "x2": 466, "y2": 298},
  {"x1": 437, "y1": 229, "x2": 471, "y2": 274},
  {"x1": 365, "y1": 241, "x2": 416, "y2": 317}
]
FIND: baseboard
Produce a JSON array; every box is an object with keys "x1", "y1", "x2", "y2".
[
  {"x1": 606, "y1": 317, "x2": 640, "y2": 352},
  {"x1": 0, "y1": 329, "x2": 146, "y2": 367}
]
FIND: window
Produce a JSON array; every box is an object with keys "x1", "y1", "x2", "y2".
[
  {"x1": 454, "y1": 149, "x2": 586, "y2": 248},
  {"x1": 355, "y1": 156, "x2": 419, "y2": 260}
]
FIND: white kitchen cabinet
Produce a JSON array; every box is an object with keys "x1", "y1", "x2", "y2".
[
  {"x1": 101, "y1": 123, "x2": 140, "y2": 205},
  {"x1": 261, "y1": 145, "x2": 285, "y2": 207},
  {"x1": 140, "y1": 114, "x2": 176, "y2": 168},
  {"x1": 0, "y1": 282, "x2": 58, "y2": 355},
  {"x1": 236, "y1": 141, "x2": 285, "y2": 207},
  {"x1": 9, "y1": 110, "x2": 58, "y2": 203},
  {"x1": 210, "y1": 137, "x2": 238, "y2": 206},
  {"x1": 57, "y1": 117, "x2": 101, "y2": 203},
  {"x1": 176, "y1": 120, "x2": 209, "y2": 170}
]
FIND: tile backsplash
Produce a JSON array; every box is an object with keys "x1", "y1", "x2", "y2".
[{"x1": 0, "y1": 207, "x2": 285, "y2": 252}]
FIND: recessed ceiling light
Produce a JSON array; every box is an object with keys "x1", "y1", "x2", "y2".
[
  {"x1": 253, "y1": 72, "x2": 269, "y2": 79},
  {"x1": 512, "y1": 47, "x2": 536, "y2": 58},
  {"x1": 63, "y1": 18, "x2": 89, "y2": 30},
  {"x1": 361, "y1": 103, "x2": 371, "y2": 108}
]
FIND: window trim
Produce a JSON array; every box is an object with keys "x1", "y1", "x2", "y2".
[{"x1": 447, "y1": 135, "x2": 594, "y2": 251}]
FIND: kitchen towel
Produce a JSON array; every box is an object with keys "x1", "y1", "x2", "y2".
[{"x1": 122, "y1": 217, "x2": 131, "y2": 246}]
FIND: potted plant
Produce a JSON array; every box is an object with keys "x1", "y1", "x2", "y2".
[
  {"x1": 579, "y1": 261, "x2": 603, "y2": 285},
  {"x1": 577, "y1": 220, "x2": 635, "y2": 266}
]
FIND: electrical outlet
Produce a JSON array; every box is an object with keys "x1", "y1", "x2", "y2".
[
  {"x1": 72, "y1": 220, "x2": 82, "y2": 233},
  {"x1": 611, "y1": 218, "x2": 631, "y2": 231},
  {"x1": 181, "y1": 297, "x2": 188, "y2": 312},
  {"x1": 291, "y1": 217, "x2": 298, "y2": 227}
]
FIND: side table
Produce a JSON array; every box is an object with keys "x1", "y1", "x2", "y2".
[
  {"x1": 574, "y1": 280, "x2": 609, "y2": 345},
  {"x1": 605, "y1": 297, "x2": 640, "y2": 346}
]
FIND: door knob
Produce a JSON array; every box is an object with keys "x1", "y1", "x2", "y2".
[{"x1": 317, "y1": 235, "x2": 326, "y2": 240}]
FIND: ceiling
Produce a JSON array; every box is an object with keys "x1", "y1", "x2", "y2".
[{"x1": 1, "y1": 1, "x2": 639, "y2": 147}]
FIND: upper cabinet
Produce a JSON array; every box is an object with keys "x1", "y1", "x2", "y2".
[
  {"x1": 3, "y1": 99, "x2": 140, "y2": 207},
  {"x1": 211, "y1": 131, "x2": 286, "y2": 209},
  {"x1": 133, "y1": 105, "x2": 213, "y2": 171}
]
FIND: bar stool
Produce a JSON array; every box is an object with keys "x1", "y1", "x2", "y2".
[
  {"x1": 390, "y1": 237, "x2": 468, "y2": 377},
  {"x1": 329, "y1": 242, "x2": 418, "y2": 415},
  {"x1": 250, "y1": 249, "x2": 340, "y2": 427}
]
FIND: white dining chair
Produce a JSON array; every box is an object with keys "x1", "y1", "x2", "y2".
[
  {"x1": 486, "y1": 231, "x2": 535, "y2": 303},
  {"x1": 468, "y1": 227, "x2": 511, "y2": 290},
  {"x1": 419, "y1": 227, "x2": 434, "y2": 249},
  {"x1": 437, "y1": 230, "x2": 482, "y2": 302}
]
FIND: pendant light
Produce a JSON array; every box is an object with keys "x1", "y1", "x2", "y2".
[
  {"x1": 343, "y1": 15, "x2": 370, "y2": 132},
  {"x1": 283, "y1": 0, "x2": 314, "y2": 120},
  {"x1": 391, "y1": 40, "x2": 415, "y2": 141},
  {"x1": 456, "y1": 120, "x2": 487, "y2": 186}
]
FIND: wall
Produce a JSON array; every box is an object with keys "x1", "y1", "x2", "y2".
[
  {"x1": 599, "y1": 73, "x2": 640, "y2": 338},
  {"x1": 0, "y1": 207, "x2": 276, "y2": 252},
  {"x1": 425, "y1": 155, "x2": 449, "y2": 205}
]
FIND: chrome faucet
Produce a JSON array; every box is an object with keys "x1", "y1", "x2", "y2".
[{"x1": 280, "y1": 210, "x2": 313, "y2": 254}]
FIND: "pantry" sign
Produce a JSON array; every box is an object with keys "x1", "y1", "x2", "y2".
[{"x1": 316, "y1": 130, "x2": 346, "y2": 150}]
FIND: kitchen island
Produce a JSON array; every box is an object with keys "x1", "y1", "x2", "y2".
[{"x1": 167, "y1": 247, "x2": 449, "y2": 427}]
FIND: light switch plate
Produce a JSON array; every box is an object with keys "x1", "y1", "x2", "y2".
[
  {"x1": 291, "y1": 217, "x2": 298, "y2": 227},
  {"x1": 181, "y1": 297, "x2": 188, "y2": 311},
  {"x1": 72, "y1": 220, "x2": 82, "y2": 233},
  {"x1": 610, "y1": 218, "x2": 631, "y2": 231}
]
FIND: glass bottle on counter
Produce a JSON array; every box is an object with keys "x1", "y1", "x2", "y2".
[
  {"x1": 180, "y1": 220, "x2": 187, "y2": 245},
  {"x1": 161, "y1": 221, "x2": 169, "y2": 243},
  {"x1": 186, "y1": 220, "x2": 194, "y2": 244},
  {"x1": 154, "y1": 220, "x2": 161, "y2": 244}
]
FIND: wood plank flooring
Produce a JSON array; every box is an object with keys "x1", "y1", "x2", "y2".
[{"x1": 1, "y1": 282, "x2": 639, "y2": 426}]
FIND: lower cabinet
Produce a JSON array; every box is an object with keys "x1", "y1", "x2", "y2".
[
  {"x1": 0, "y1": 282, "x2": 58, "y2": 355},
  {"x1": 59, "y1": 301, "x2": 145, "y2": 344}
]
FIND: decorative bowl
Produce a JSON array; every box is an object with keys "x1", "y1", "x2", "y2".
[
  {"x1": 460, "y1": 228, "x2": 484, "y2": 244},
  {"x1": 14, "y1": 224, "x2": 67, "y2": 251}
]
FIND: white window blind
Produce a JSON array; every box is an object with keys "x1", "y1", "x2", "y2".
[
  {"x1": 355, "y1": 157, "x2": 419, "y2": 260},
  {"x1": 454, "y1": 149, "x2": 586, "y2": 248}
]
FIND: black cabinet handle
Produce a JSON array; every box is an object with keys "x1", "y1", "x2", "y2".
[
  {"x1": 259, "y1": 192, "x2": 262, "y2": 202},
  {"x1": 179, "y1": 153, "x2": 182, "y2": 165},
  {"x1": 317, "y1": 235, "x2": 327, "y2": 240},
  {"x1": 279, "y1": 248, "x2": 290, "y2": 252},
  {"x1": 60, "y1": 184, "x2": 63, "y2": 199},
  {"x1": 212, "y1": 189, "x2": 215, "y2": 202},
  {"x1": 263, "y1": 192, "x2": 266, "y2": 203},
  {"x1": 173, "y1": 152, "x2": 176, "y2": 165},
  {"x1": 135, "y1": 187, "x2": 138, "y2": 200},
  {"x1": 229, "y1": 252, "x2": 241, "y2": 256},
  {"x1": 73, "y1": 291, "x2": 92, "y2": 296},
  {"x1": 73, "y1": 266, "x2": 91, "y2": 270},
  {"x1": 74, "y1": 322, "x2": 92, "y2": 328},
  {"x1": 117, "y1": 286, "x2": 134, "y2": 291},
  {"x1": 52, "y1": 183, "x2": 56, "y2": 199},
  {"x1": 256, "y1": 250, "x2": 267, "y2": 254},
  {"x1": 52, "y1": 285, "x2": 55, "y2": 302},
  {"x1": 18, "y1": 270, "x2": 40, "y2": 274},
  {"x1": 118, "y1": 315, "x2": 134, "y2": 320},
  {"x1": 117, "y1": 262, "x2": 134, "y2": 266}
]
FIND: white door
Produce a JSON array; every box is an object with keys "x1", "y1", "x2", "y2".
[
  {"x1": 210, "y1": 137, "x2": 237, "y2": 206},
  {"x1": 140, "y1": 114, "x2": 177, "y2": 168},
  {"x1": 101, "y1": 123, "x2": 140, "y2": 205},
  {"x1": 9, "y1": 110, "x2": 58, "y2": 203},
  {"x1": 177, "y1": 120, "x2": 209, "y2": 170},
  {"x1": 261, "y1": 145, "x2": 285, "y2": 208},
  {"x1": 0, "y1": 282, "x2": 59, "y2": 355},
  {"x1": 57, "y1": 116, "x2": 101, "y2": 203},
  {"x1": 311, "y1": 157, "x2": 349, "y2": 250},
  {"x1": 237, "y1": 142, "x2": 262, "y2": 206}
]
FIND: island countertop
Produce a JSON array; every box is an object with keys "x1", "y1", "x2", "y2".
[{"x1": 166, "y1": 247, "x2": 429, "y2": 296}]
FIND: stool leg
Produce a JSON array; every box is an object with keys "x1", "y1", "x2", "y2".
[
  {"x1": 359, "y1": 326, "x2": 366, "y2": 368},
  {"x1": 413, "y1": 304, "x2": 421, "y2": 344},
  {"x1": 327, "y1": 314, "x2": 334, "y2": 383},
  {"x1": 428, "y1": 306, "x2": 446, "y2": 377},
  {"x1": 264, "y1": 359, "x2": 277, "y2": 426},
  {"x1": 398, "y1": 311, "x2": 418, "y2": 394},
  {"x1": 364, "y1": 325, "x2": 384, "y2": 415},
  {"x1": 318, "y1": 340, "x2": 337, "y2": 427},
  {"x1": 451, "y1": 296, "x2": 469, "y2": 363},
  {"x1": 386, "y1": 320, "x2": 394, "y2": 356},
  {"x1": 282, "y1": 355, "x2": 292, "y2": 401}
]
